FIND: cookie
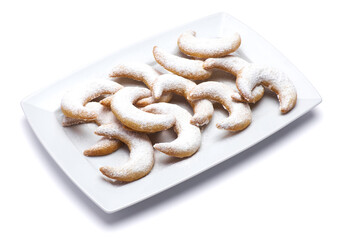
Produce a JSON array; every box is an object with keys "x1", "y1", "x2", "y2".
[
  {"x1": 189, "y1": 81, "x2": 252, "y2": 131},
  {"x1": 177, "y1": 30, "x2": 241, "y2": 58},
  {"x1": 99, "y1": 95, "x2": 113, "y2": 107},
  {"x1": 143, "y1": 103, "x2": 201, "y2": 158},
  {"x1": 61, "y1": 81, "x2": 123, "y2": 120},
  {"x1": 152, "y1": 74, "x2": 213, "y2": 126},
  {"x1": 236, "y1": 65, "x2": 297, "y2": 113},
  {"x1": 95, "y1": 120, "x2": 154, "y2": 182},
  {"x1": 83, "y1": 137, "x2": 122, "y2": 157},
  {"x1": 153, "y1": 46, "x2": 212, "y2": 81},
  {"x1": 110, "y1": 87, "x2": 176, "y2": 132},
  {"x1": 203, "y1": 56, "x2": 265, "y2": 102},
  {"x1": 109, "y1": 63, "x2": 172, "y2": 106}
]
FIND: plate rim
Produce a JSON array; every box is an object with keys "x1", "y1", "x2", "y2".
[{"x1": 21, "y1": 12, "x2": 322, "y2": 213}]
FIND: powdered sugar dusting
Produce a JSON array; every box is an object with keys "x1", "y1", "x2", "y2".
[
  {"x1": 109, "y1": 62, "x2": 172, "y2": 105},
  {"x1": 153, "y1": 74, "x2": 196, "y2": 99},
  {"x1": 203, "y1": 55, "x2": 248, "y2": 75},
  {"x1": 142, "y1": 103, "x2": 201, "y2": 158},
  {"x1": 189, "y1": 81, "x2": 252, "y2": 131},
  {"x1": 152, "y1": 74, "x2": 213, "y2": 126},
  {"x1": 111, "y1": 87, "x2": 176, "y2": 132},
  {"x1": 153, "y1": 46, "x2": 212, "y2": 81},
  {"x1": 110, "y1": 63, "x2": 160, "y2": 87},
  {"x1": 178, "y1": 30, "x2": 241, "y2": 58},
  {"x1": 62, "y1": 102, "x2": 118, "y2": 126},
  {"x1": 237, "y1": 64, "x2": 297, "y2": 112},
  {"x1": 95, "y1": 121, "x2": 154, "y2": 181},
  {"x1": 190, "y1": 99, "x2": 214, "y2": 126},
  {"x1": 188, "y1": 81, "x2": 244, "y2": 102},
  {"x1": 203, "y1": 56, "x2": 265, "y2": 102},
  {"x1": 61, "y1": 81, "x2": 123, "y2": 119}
]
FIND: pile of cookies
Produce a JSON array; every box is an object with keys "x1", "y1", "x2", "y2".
[{"x1": 61, "y1": 30, "x2": 297, "y2": 182}]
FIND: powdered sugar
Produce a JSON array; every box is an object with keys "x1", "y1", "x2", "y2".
[
  {"x1": 189, "y1": 81, "x2": 252, "y2": 131},
  {"x1": 109, "y1": 62, "x2": 172, "y2": 106},
  {"x1": 153, "y1": 74, "x2": 196, "y2": 99},
  {"x1": 153, "y1": 46, "x2": 212, "y2": 81},
  {"x1": 237, "y1": 64, "x2": 297, "y2": 112},
  {"x1": 178, "y1": 30, "x2": 241, "y2": 58},
  {"x1": 152, "y1": 74, "x2": 213, "y2": 126},
  {"x1": 95, "y1": 121, "x2": 154, "y2": 181},
  {"x1": 203, "y1": 55, "x2": 265, "y2": 102},
  {"x1": 188, "y1": 81, "x2": 244, "y2": 102},
  {"x1": 61, "y1": 80, "x2": 123, "y2": 119},
  {"x1": 111, "y1": 87, "x2": 176, "y2": 132},
  {"x1": 110, "y1": 63, "x2": 159, "y2": 86},
  {"x1": 62, "y1": 101, "x2": 118, "y2": 126},
  {"x1": 142, "y1": 103, "x2": 201, "y2": 158},
  {"x1": 203, "y1": 55, "x2": 249, "y2": 75}
]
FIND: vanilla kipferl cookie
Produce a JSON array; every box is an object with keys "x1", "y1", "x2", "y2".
[
  {"x1": 203, "y1": 55, "x2": 248, "y2": 75},
  {"x1": 111, "y1": 87, "x2": 176, "y2": 133},
  {"x1": 236, "y1": 65, "x2": 297, "y2": 113},
  {"x1": 205, "y1": 56, "x2": 297, "y2": 112},
  {"x1": 109, "y1": 63, "x2": 172, "y2": 106},
  {"x1": 99, "y1": 95, "x2": 113, "y2": 107},
  {"x1": 143, "y1": 103, "x2": 201, "y2": 158},
  {"x1": 84, "y1": 137, "x2": 122, "y2": 157},
  {"x1": 189, "y1": 82, "x2": 252, "y2": 131},
  {"x1": 177, "y1": 30, "x2": 241, "y2": 58},
  {"x1": 203, "y1": 56, "x2": 265, "y2": 103},
  {"x1": 95, "y1": 121, "x2": 154, "y2": 182},
  {"x1": 61, "y1": 81, "x2": 123, "y2": 120},
  {"x1": 153, "y1": 46, "x2": 212, "y2": 81},
  {"x1": 152, "y1": 74, "x2": 213, "y2": 127}
]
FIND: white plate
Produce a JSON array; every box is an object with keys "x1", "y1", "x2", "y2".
[{"x1": 21, "y1": 12, "x2": 321, "y2": 213}]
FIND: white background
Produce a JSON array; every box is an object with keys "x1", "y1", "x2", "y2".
[{"x1": 1, "y1": 0, "x2": 346, "y2": 239}]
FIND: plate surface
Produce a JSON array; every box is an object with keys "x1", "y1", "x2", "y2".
[{"x1": 21, "y1": 12, "x2": 321, "y2": 213}]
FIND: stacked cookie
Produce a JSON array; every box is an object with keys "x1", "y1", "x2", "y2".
[{"x1": 61, "y1": 30, "x2": 297, "y2": 182}]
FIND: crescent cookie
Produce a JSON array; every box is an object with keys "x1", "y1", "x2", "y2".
[
  {"x1": 83, "y1": 137, "x2": 122, "y2": 157},
  {"x1": 62, "y1": 102, "x2": 117, "y2": 126},
  {"x1": 189, "y1": 82, "x2": 252, "y2": 131},
  {"x1": 177, "y1": 30, "x2": 241, "y2": 58},
  {"x1": 203, "y1": 56, "x2": 265, "y2": 103},
  {"x1": 109, "y1": 63, "x2": 172, "y2": 106},
  {"x1": 152, "y1": 74, "x2": 213, "y2": 127},
  {"x1": 153, "y1": 46, "x2": 212, "y2": 81},
  {"x1": 95, "y1": 121, "x2": 154, "y2": 182},
  {"x1": 61, "y1": 81, "x2": 123, "y2": 120},
  {"x1": 111, "y1": 87, "x2": 176, "y2": 133},
  {"x1": 99, "y1": 95, "x2": 113, "y2": 107},
  {"x1": 142, "y1": 103, "x2": 201, "y2": 158},
  {"x1": 236, "y1": 65, "x2": 297, "y2": 113}
]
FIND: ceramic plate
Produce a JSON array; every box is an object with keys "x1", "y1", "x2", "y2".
[{"x1": 21, "y1": 12, "x2": 321, "y2": 213}]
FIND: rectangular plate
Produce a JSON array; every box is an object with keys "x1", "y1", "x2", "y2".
[{"x1": 21, "y1": 12, "x2": 321, "y2": 213}]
